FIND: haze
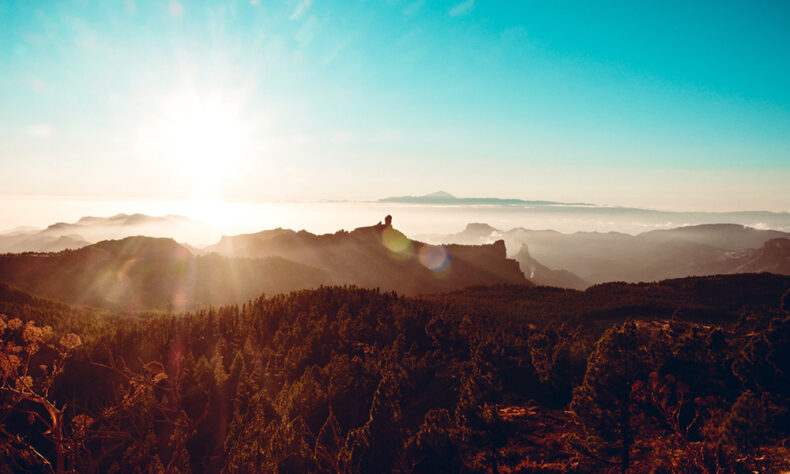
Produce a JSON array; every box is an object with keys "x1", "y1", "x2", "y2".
[{"x1": 2, "y1": 0, "x2": 790, "y2": 218}]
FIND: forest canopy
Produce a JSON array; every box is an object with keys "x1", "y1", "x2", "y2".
[{"x1": 1, "y1": 274, "x2": 790, "y2": 472}]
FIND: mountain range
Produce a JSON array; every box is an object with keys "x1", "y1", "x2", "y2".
[
  {"x1": 0, "y1": 218, "x2": 527, "y2": 310},
  {"x1": 421, "y1": 223, "x2": 790, "y2": 286},
  {"x1": 378, "y1": 190, "x2": 587, "y2": 206},
  {"x1": 204, "y1": 219, "x2": 527, "y2": 296},
  {"x1": 2, "y1": 211, "x2": 790, "y2": 310},
  {"x1": 0, "y1": 213, "x2": 212, "y2": 253}
]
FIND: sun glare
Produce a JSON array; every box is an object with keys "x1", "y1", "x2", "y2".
[{"x1": 142, "y1": 86, "x2": 255, "y2": 202}]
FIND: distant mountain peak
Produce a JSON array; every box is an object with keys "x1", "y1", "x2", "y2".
[
  {"x1": 44, "y1": 222, "x2": 71, "y2": 231},
  {"x1": 379, "y1": 192, "x2": 579, "y2": 206},
  {"x1": 426, "y1": 190, "x2": 455, "y2": 199},
  {"x1": 90, "y1": 235, "x2": 191, "y2": 257},
  {"x1": 464, "y1": 222, "x2": 498, "y2": 233}
]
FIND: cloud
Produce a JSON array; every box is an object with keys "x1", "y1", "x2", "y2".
[
  {"x1": 250, "y1": 0, "x2": 260, "y2": 5},
  {"x1": 124, "y1": 0, "x2": 137, "y2": 15},
  {"x1": 449, "y1": 0, "x2": 474, "y2": 17},
  {"x1": 290, "y1": 0, "x2": 313, "y2": 20},
  {"x1": 26, "y1": 123, "x2": 55, "y2": 138},
  {"x1": 168, "y1": 2, "x2": 183, "y2": 19}
]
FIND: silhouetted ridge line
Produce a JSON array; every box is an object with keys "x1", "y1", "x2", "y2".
[
  {"x1": 422, "y1": 222, "x2": 790, "y2": 286},
  {"x1": 0, "y1": 216, "x2": 529, "y2": 310}
]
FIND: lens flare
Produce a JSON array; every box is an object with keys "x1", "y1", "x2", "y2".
[
  {"x1": 117, "y1": 257, "x2": 139, "y2": 283},
  {"x1": 381, "y1": 228, "x2": 412, "y2": 257},
  {"x1": 419, "y1": 245, "x2": 450, "y2": 272}
]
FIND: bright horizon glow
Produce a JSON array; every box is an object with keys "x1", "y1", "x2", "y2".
[
  {"x1": 1, "y1": 1, "x2": 789, "y2": 215},
  {"x1": 5, "y1": 195, "x2": 790, "y2": 249}
]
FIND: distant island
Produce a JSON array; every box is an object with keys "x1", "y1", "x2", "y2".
[{"x1": 378, "y1": 190, "x2": 591, "y2": 206}]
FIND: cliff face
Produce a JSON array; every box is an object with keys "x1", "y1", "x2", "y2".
[{"x1": 442, "y1": 240, "x2": 527, "y2": 287}]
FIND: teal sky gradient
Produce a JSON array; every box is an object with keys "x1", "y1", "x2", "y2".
[{"x1": 1, "y1": 0, "x2": 789, "y2": 210}]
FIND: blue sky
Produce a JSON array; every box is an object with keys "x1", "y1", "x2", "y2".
[{"x1": 1, "y1": 0, "x2": 789, "y2": 210}]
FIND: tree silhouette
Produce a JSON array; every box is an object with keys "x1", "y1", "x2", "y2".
[
  {"x1": 0, "y1": 315, "x2": 82, "y2": 472},
  {"x1": 571, "y1": 323, "x2": 651, "y2": 472}
]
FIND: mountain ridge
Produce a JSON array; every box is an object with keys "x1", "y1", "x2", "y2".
[
  {"x1": 0, "y1": 235, "x2": 334, "y2": 311},
  {"x1": 378, "y1": 191, "x2": 588, "y2": 206},
  {"x1": 422, "y1": 222, "x2": 790, "y2": 285},
  {"x1": 0, "y1": 213, "x2": 213, "y2": 253},
  {"x1": 0, "y1": 219, "x2": 531, "y2": 310},
  {"x1": 204, "y1": 217, "x2": 529, "y2": 297}
]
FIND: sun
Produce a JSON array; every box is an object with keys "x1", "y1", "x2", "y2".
[{"x1": 145, "y1": 86, "x2": 255, "y2": 202}]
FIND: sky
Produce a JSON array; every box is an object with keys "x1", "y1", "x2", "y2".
[{"x1": 1, "y1": 0, "x2": 789, "y2": 212}]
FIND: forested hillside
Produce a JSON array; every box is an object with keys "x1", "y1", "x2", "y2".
[{"x1": 2, "y1": 274, "x2": 790, "y2": 472}]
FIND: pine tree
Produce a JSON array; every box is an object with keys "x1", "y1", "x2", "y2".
[{"x1": 570, "y1": 323, "x2": 652, "y2": 472}]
